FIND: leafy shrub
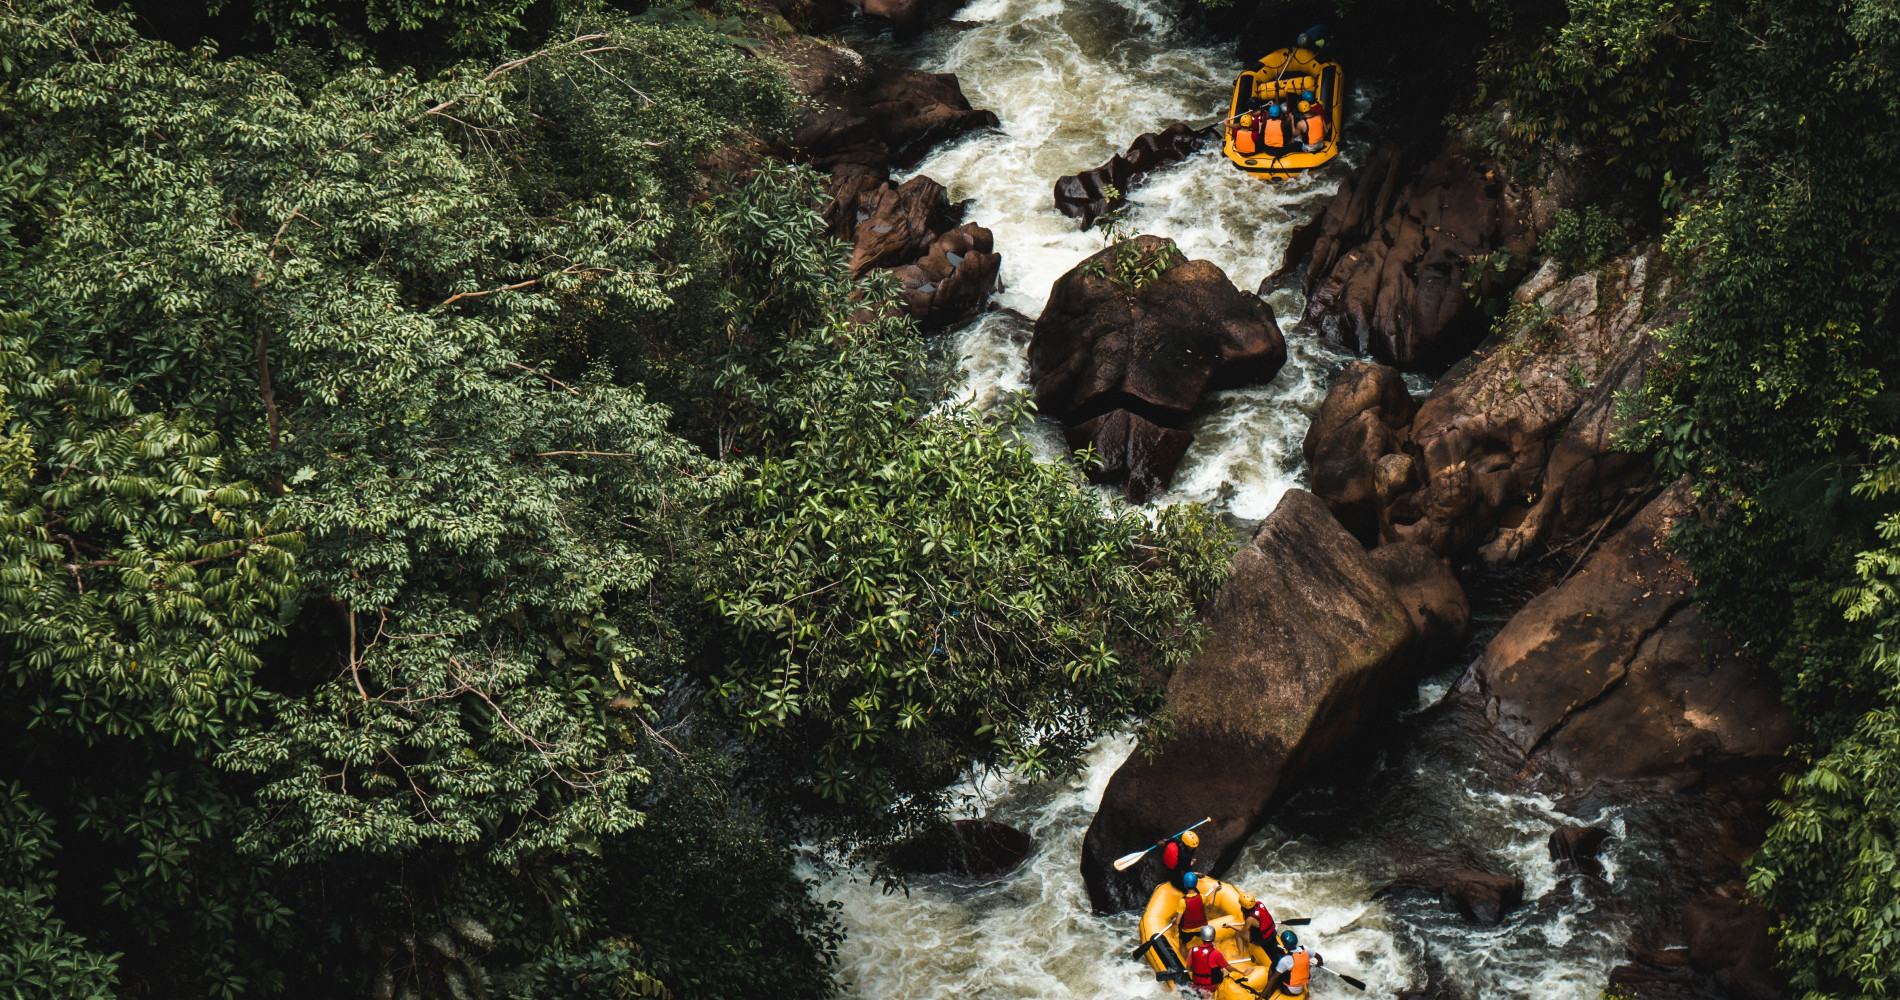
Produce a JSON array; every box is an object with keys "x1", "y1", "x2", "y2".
[{"x1": 1539, "y1": 206, "x2": 1626, "y2": 275}]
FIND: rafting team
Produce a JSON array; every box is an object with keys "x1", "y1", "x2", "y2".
[
  {"x1": 1229, "y1": 93, "x2": 1328, "y2": 160},
  {"x1": 1161, "y1": 830, "x2": 1322, "y2": 994}
]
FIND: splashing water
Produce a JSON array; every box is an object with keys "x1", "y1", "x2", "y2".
[
  {"x1": 858, "y1": 0, "x2": 1372, "y2": 521},
  {"x1": 817, "y1": 0, "x2": 1676, "y2": 996}
]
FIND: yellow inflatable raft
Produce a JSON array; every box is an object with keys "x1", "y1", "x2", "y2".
[
  {"x1": 1135, "y1": 879, "x2": 1295, "y2": 1000},
  {"x1": 1220, "y1": 46, "x2": 1344, "y2": 178}
]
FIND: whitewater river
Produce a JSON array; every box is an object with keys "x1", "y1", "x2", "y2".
[{"x1": 816, "y1": 0, "x2": 1671, "y2": 996}]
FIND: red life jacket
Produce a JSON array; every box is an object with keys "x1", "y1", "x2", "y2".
[
  {"x1": 1180, "y1": 891, "x2": 1207, "y2": 931},
  {"x1": 1189, "y1": 941, "x2": 1228, "y2": 988},
  {"x1": 1163, "y1": 841, "x2": 1181, "y2": 870},
  {"x1": 1247, "y1": 902, "x2": 1276, "y2": 942}
]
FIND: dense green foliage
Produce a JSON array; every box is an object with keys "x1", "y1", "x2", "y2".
[
  {"x1": 0, "y1": 1, "x2": 1226, "y2": 996},
  {"x1": 1471, "y1": 0, "x2": 1900, "y2": 996}
]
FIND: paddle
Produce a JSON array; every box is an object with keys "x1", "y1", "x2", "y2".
[
  {"x1": 1232, "y1": 956, "x2": 1367, "y2": 992},
  {"x1": 1130, "y1": 928, "x2": 1169, "y2": 961},
  {"x1": 1113, "y1": 818, "x2": 1211, "y2": 871},
  {"x1": 1320, "y1": 966, "x2": 1368, "y2": 992}
]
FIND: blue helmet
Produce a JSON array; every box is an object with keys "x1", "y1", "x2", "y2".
[
  {"x1": 1266, "y1": 103, "x2": 1281, "y2": 116},
  {"x1": 1183, "y1": 872, "x2": 1199, "y2": 889},
  {"x1": 1279, "y1": 930, "x2": 1299, "y2": 950},
  {"x1": 1302, "y1": 90, "x2": 1316, "y2": 103}
]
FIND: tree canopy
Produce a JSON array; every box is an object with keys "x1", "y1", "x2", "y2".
[{"x1": 0, "y1": 1, "x2": 1227, "y2": 996}]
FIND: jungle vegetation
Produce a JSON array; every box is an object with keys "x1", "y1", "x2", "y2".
[
  {"x1": 5, "y1": 0, "x2": 1900, "y2": 996},
  {"x1": 1462, "y1": 0, "x2": 1900, "y2": 995},
  {"x1": 0, "y1": 0, "x2": 1227, "y2": 996}
]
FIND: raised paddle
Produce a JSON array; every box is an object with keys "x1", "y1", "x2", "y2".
[{"x1": 1114, "y1": 818, "x2": 1211, "y2": 871}]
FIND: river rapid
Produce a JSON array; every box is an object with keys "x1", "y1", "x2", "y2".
[{"x1": 815, "y1": 0, "x2": 1677, "y2": 997}]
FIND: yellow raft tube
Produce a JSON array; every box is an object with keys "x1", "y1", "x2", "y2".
[
  {"x1": 1135, "y1": 879, "x2": 1295, "y2": 1000},
  {"x1": 1221, "y1": 46, "x2": 1344, "y2": 178}
]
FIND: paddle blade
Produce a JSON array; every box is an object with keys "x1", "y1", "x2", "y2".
[
  {"x1": 1335, "y1": 973, "x2": 1367, "y2": 991},
  {"x1": 1281, "y1": 917, "x2": 1312, "y2": 926},
  {"x1": 1112, "y1": 848, "x2": 1151, "y2": 871}
]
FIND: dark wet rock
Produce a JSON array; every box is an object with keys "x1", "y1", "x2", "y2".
[
  {"x1": 1366, "y1": 542, "x2": 1468, "y2": 659},
  {"x1": 852, "y1": 0, "x2": 961, "y2": 38},
  {"x1": 848, "y1": 174, "x2": 948, "y2": 275},
  {"x1": 890, "y1": 223, "x2": 1001, "y2": 328},
  {"x1": 1451, "y1": 481, "x2": 1794, "y2": 796},
  {"x1": 1681, "y1": 894, "x2": 1783, "y2": 1000},
  {"x1": 890, "y1": 819, "x2": 1034, "y2": 879},
  {"x1": 1301, "y1": 361, "x2": 1418, "y2": 546},
  {"x1": 1030, "y1": 236, "x2": 1283, "y2": 501},
  {"x1": 1300, "y1": 140, "x2": 1534, "y2": 370},
  {"x1": 1406, "y1": 869, "x2": 1525, "y2": 925},
  {"x1": 1061, "y1": 409, "x2": 1196, "y2": 504},
  {"x1": 785, "y1": 49, "x2": 996, "y2": 172},
  {"x1": 1548, "y1": 825, "x2": 1614, "y2": 878},
  {"x1": 862, "y1": 71, "x2": 1000, "y2": 166},
  {"x1": 1054, "y1": 123, "x2": 1214, "y2": 229},
  {"x1": 1301, "y1": 251, "x2": 1674, "y2": 561},
  {"x1": 778, "y1": 49, "x2": 999, "y2": 324},
  {"x1": 1080, "y1": 490, "x2": 1417, "y2": 911}
]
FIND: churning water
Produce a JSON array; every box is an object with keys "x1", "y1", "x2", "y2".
[
  {"x1": 860, "y1": 0, "x2": 1368, "y2": 521},
  {"x1": 817, "y1": 0, "x2": 1674, "y2": 996}
]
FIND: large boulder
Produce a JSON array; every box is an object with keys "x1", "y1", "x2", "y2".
[
  {"x1": 1450, "y1": 480, "x2": 1792, "y2": 796},
  {"x1": 1301, "y1": 140, "x2": 1534, "y2": 369},
  {"x1": 789, "y1": 63, "x2": 996, "y2": 172},
  {"x1": 774, "y1": 51, "x2": 1001, "y2": 328},
  {"x1": 1079, "y1": 490, "x2": 1417, "y2": 911},
  {"x1": 1301, "y1": 361, "x2": 1418, "y2": 545},
  {"x1": 1030, "y1": 236, "x2": 1284, "y2": 501},
  {"x1": 1301, "y1": 251, "x2": 1673, "y2": 561},
  {"x1": 1053, "y1": 123, "x2": 1213, "y2": 229},
  {"x1": 1366, "y1": 542, "x2": 1468, "y2": 659}
]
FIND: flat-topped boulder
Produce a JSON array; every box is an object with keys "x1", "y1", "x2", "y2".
[
  {"x1": 1030, "y1": 236, "x2": 1284, "y2": 501},
  {"x1": 1079, "y1": 490, "x2": 1417, "y2": 911}
]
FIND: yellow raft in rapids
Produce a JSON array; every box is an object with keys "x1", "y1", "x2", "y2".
[
  {"x1": 1220, "y1": 46, "x2": 1344, "y2": 178},
  {"x1": 1135, "y1": 879, "x2": 1296, "y2": 1000}
]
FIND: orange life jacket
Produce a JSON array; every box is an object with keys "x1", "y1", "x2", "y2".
[
  {"x1": 1263, "y1": 116, "x2": 1290, "y2": 148},
  {"x1": 1234, "y1": 120, "x2": 1259, "y2": 155},
  {"x1": 1286, "y1": 949, "x2": 1311, "y2": 993},
  {"x1": 1302, "y1": 113, "x2": 1325, "y2": 145}
]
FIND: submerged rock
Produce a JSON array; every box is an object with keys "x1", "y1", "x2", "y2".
[
  {"x1": 1451, "y1": 480, "x2": 1793, "y2": 796},
  {"x1": 890, "y1": 819, "x2": 1033, "y2": 879},
  {"x1": 1079, "y1": 490, "x2": 1417, "y2": 911},
  {"x1": 1030, "y1": 236, "x2": 1284, "y2": 501},
  {"x1": 1378, "y1": 868, "x2": 1525, "y2": 925},
  {"x1": 1548, "y1": 825, "x2": 1614, "y2": 878},
  {"x1": 1053, "y1": 122, "x2": 1214, "y2": 229},
  {"x1": 1301, "y1": 140, "x2": 1534, "y2": 370}
]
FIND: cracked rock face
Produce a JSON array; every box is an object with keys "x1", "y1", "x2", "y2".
[
  {"x1": 1078, "y1": 490, "x2": 1417, "y2": 911},
  {"x1": 1302, "y1": 251, "x2": 1672, "y2": 562},
  {"x1": 1449, "y1": 479, "x2": 1792, "y2": 796}
]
